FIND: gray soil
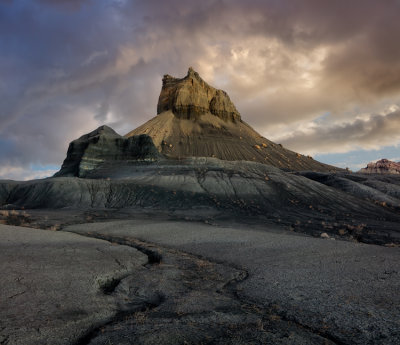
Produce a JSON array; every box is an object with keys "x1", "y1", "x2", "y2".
[
  {"x1": 65, "y1": 219, "x2": 400, "y2": 345},
  {"x1": 1, "y1": 159, "x2": 400, "y2": 344},
  {"x1": 1, "y1": 158, "x2": 400, "y2": 245},
  {"x1": 1, "y1": 215, "x2": 399, "y2": 345},
  {"x1": 0, "y1": 224, "x2": 147, "y2": 345}
]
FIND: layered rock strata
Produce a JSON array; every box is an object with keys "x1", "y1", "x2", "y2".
[
  {"x1": 2, "y1": 158, "x2": 400, "y2": 245},
  {"x1": 126, "y1": 68, "x2": 341, "y2": 172},
  {"x1": 55, "y1": 126, "x2": 161, "y2": 177},
  {"x1": 157, "y1": 67, "x2": 240, "y2": 122}
]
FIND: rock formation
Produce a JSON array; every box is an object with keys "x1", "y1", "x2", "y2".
[
  {"x1": 126, "y1": 67, "x2": 340, "y2": 172},
  {"x1": 157, "y1": 67, "x2": 240, "y2": 122},
  {"x1": 55, "y1": 125, "x2": 161, "y2": 177},
  {"x1": 54, "y1": 67, "x2": 341, "y2": 177},
  {"x1": 358, "y1": 159, "x2": 400, "y2": 174}
]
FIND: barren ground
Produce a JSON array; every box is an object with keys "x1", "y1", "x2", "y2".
[{"x1": 1, "y1": 211, "x2": 399, "y2": 345}]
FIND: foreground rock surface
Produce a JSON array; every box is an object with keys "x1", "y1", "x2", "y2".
[
  {"x1": 0, "y1": 224, "x2": 147, "y2": 345},
  {"x1": 67, "y1": 219, "x2": 399, "y2": 345},
  {"x1": 2, "y1": 221, "x2": 341, "y2": 345},
  {"x1": 3, "y1": 217, "x2": 399, "y2": 345}
]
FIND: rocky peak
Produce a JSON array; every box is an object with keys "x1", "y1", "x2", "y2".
[
  {"x1": 126, "y1": 68, "x2": 342, "y2": 172},
  {"x1": 55, "y1": 126, "x2": 161, "y2": 177},
  {"x1": 358, "y1": 158, "x2": 400, "y2": 174},
  {"x1": 157, "y1": 67, "x2": 241, "y2": 122},
  {"x1": 82, "y1": 125, "x2": 120, "y2": 139}
]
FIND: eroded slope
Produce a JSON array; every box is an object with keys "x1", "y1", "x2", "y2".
[{"x1": 125, "y1": 68, "x2": 340, "y2": 172}]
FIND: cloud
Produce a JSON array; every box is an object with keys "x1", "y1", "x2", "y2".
[
  {"x1": 1, "y1": 0, "x2": 400, "y2": 178},
  {"x1": 0, "y1": 165, "x2": 58, "y2": 181},
  {"x1": 279, "y1": 109, "x2": 400, "y2": 155},
  {"x1": 37, "y1": 0, "x2": 88, "y2": 11}
]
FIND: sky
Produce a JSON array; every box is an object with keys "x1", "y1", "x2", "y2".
[{"x1": 1, "y1": 0, "x2": 400, "y2": 180}]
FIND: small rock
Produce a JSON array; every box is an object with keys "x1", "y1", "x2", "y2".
[{"x1": 320, "y1": 232, "x2": 330, "y2": 239}]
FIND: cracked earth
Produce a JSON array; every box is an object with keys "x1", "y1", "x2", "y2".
[{"x1": 1, "y1": 213, "x2": 399, "y2": 345}]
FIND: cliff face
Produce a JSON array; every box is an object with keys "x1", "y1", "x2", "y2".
[
  {"x1": 358, "y1": 159, "x2": 400, "y2": 174},
  {"x1": 55, "y1": 126, "x2": 161, "y2": 177},
  {"x1": 157, "y1": 67, "x2": 240, "y2": 123}
]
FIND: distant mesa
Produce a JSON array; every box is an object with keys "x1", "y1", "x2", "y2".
[
  {"x1": 56, "y1": 67, "x2": 341, "y2": 177},
  {"x1": 358, "y1": 159, "x2": 400, "y2": 174}
]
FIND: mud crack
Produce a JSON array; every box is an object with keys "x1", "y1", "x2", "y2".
[
  {"x1": 87, "y1": 232, "x2": 162, "y2": 265},
  {"x1": 70, "y1": 233, "x2": 165, "y2": 345},
  {"x1": 70, "y1": 231, "x2": 337, "y2": 345}
]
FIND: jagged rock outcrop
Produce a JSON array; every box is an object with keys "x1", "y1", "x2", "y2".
[
  {"x1": 55, "y1": 125, "x2": 161, "y2": 177},
  {"x1": 157, "y1": 67, "x2": 240, "y2": 122},
  {"x1": 126, "y1": 67, "x2": 340, "y2": 172},
  {"x1": 358, "y1": 159, "x2": 400, "y2": 174}
]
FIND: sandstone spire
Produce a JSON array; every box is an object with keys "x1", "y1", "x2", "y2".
[{"x1": 157, "y1": 67, "x2": 240, "y2": 122}]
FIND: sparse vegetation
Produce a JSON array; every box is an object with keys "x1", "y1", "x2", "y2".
[{"x1": 0, "y1": 210, "x2": 31, "y2": 227}]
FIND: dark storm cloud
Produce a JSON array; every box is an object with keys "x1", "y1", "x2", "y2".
[
  {"x1": 38, "y1": 0, "x2": 87, "y2": 8},
  {"x1": 1, "y1": 0, "x2": 400, "y2": 179}
]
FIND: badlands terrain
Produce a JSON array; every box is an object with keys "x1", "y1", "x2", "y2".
[{"x1": 1, "y1": 68, "x2": 399, "y2": 345}]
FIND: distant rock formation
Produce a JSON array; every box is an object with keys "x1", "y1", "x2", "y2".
[
  {"x1": 126, "y1": 67, "x2": 340, "y2": 172},
  {"x1": 55, "y1": 125, "x2": 161, "y2": 177},
  {"x1": 358, "y1": 159, "x2": 400, "y2": 174}
]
